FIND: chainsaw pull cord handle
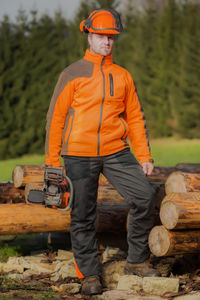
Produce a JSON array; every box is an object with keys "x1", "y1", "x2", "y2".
[{"x1": 58, "y1": 174, "x2": 74, "y2": 211}]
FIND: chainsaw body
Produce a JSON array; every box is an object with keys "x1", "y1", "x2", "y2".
[{"x1": 28, "y1": 167, "x2": 73, "y2": 210}]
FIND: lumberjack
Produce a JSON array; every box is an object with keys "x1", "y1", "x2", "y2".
[{"x1": 44, "y1": 8, "x2": 160, "y2": 295}]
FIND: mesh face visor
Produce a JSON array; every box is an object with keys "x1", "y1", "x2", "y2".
[
  {"x1": 106, "y1": 9, "x2": 123, "y2": 32},
  {"x1": 83, "y1": 9, "x2": 123, "y2": 34}
]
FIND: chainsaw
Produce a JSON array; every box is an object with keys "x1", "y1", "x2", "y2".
[{"x1": 28, "y1": 167, "x2": 73, "y2": 210}]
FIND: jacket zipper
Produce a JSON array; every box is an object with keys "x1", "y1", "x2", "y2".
[{"x1": 97, "y1": 56, "x2": 105, "y2": 156}]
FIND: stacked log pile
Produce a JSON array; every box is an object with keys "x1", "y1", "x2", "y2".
[
  {"x1": 0, "y1": 164, "x2": 200, "y2": 248},
  {"x1": 0, "y1": 165, "x2": 130, "y2": 235},
  {"x1": 149, "y1": 172, "x2": 200, "y2": 257},
  {"x1": 2, "y1": 163, "x2": 200, "y2": 205},
  {"x1": 0, "y1": 164, "x2": 167, "y2": 235}
]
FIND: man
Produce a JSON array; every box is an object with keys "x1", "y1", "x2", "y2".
[{"x1": 45, "y1": 8, "x2": 160, "y2": 295}]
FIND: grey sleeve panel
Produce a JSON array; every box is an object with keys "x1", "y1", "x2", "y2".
[{"x1": 45, "y1": 59, "x2": 94, "y2": 155}]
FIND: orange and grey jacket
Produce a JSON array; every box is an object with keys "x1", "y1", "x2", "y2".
[{"x1": 45, "y1": 49, "x2": 153, "y2": 167}]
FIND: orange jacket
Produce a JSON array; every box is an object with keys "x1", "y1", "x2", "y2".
[{"x1": 45, "y1": 49, "x2": 153, "y2": 167}]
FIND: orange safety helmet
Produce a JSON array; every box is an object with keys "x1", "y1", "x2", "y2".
[{"x1": 80, "y1": 9, "x2": 123, "y2": 35}]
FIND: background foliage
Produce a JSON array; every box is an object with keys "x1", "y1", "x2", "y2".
[{"x1": 0, "y1": 0, "x2": 200, "y2": 159}]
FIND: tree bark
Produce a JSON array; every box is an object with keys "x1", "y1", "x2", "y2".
[
  {"x1": 0, "y1": 183, "x2": 25, "y2": 203},
  {"x1": 165, "y1": 172, "x2": 200, "y2": 194},
  {"x1": 147, "y1": 167, "x2": 177, "y2": 182},
  {"x1": 160, "y1": 192, "x2": 200, "y2": 230},
  {"x1": 0, "y1": 202, "x2": 130, "y2": 235},
  {"x1": 175, "y1": 163, "x2": 200, "y2": 173},
  {"x1": 148, "y1": 225, "x2": 200, "y2": 256}
]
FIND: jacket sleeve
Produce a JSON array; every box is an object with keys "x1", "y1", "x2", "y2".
[
  {"x1": 124, "y1": 71, "x2": 153, "y2": 164},
  {"x1": 45, "y1": 71, "x2": 74, "y2": 167}
]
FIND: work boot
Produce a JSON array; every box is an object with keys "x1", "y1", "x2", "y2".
[
  {"x1": 124, "y1": 261, "x2": 161, "y2": 277},
  {"x1": 81, "y1": 275, "x2": 102, "y2": 295}
]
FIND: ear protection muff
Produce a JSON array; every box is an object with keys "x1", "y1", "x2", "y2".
[
  {"x1": 80, "y1": 9, "x2": 123, "y2": 34},
  {"x1": 83, "y1": 18, "x2": 92, "y2": 33}
]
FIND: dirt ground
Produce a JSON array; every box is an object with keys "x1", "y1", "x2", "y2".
[
  {"x1": 0, "y1": 255, "x2": 200, "y2": 300},
  {"x1": 0, "y1": 234, "x2": 200, "y2": 300}
]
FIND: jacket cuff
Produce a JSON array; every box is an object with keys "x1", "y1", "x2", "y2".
[
  {"x1": 139, "y1": 158, "x2": 154, "y2": 164},
  {"x1": 45, "y1": 155, "x2": 62, "y2": 168}
]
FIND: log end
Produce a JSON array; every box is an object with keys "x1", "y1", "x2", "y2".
[
  {"x1": 12, "y1": 166, "x2": 24, "y2": 188},
  {"x1": 148, "y1": 226, "x2": 170, "y2": 256},
  {"x1": 160, "y1": 201, "x2": 179, "y2": 230},
  {"x1": 165, "y1": 171, "x2": 186, "y2": 194}
]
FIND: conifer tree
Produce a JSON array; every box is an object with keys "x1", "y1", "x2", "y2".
[
  {"x1": 0, "y1": 0, "x2": 200, "y2": 159},
  {"x1": 173, "y1": 1, "x2": 200, "y2": 137}
]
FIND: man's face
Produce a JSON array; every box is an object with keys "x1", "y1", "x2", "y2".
[{"x1": 88, "y1": 33, "x2": 115, "y2": 56}]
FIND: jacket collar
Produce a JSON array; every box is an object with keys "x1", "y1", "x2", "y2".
[{"x1": 84, "y1": 49, "x2": 113, "y2": 65}]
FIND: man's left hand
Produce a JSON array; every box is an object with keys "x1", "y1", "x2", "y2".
[{"x1": 141, "y1": 162, "x2": 154, "y2": 176}]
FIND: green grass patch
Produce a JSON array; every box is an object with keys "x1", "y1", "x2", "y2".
[
  {"x1": 151, "y1": 138, "x2": 200, "y2": 166},
  {"x1": 0, "y1": 244, "x2": 22, "y2": 262},
  {"x1": 0, "y1": 154, "x2": 45, "y2": 182},
  {"x1": 0, "y1": 138, "x2": 200, "y2": 181}
]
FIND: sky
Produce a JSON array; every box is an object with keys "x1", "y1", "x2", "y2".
[{"x1": 0, "y1": 0, "x2": 82, "y2": 21}]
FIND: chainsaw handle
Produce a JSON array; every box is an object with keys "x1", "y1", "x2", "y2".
[{"x1": 58, "y1": 174, "x2": 73, "y2": 211}]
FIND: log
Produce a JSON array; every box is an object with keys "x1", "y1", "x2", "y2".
[
  {"x1": 13, "y1": 165, "x2": 44, "y2": 188},
  {"x1": 149, "y1": 165, "x2": 200, "y2": 182},
  {"x1": 0, "y1": 181, "x2": 164, "y2": 235},
  {"x1": 13, "y1": 165, "x2": 181, "y2": 189},
  {"x1": 148, "y1": 167, "x2": 177, "y2": 182},
  {"x1": 0, "y1": 183, "x2": 25, "y2": 203},
  {"x1": 148, "y1": 225, "x2": 200, "y2": 256},
  {"x1": 12, "y1": 165, "x2": 109, "y2": 188},
  {"x1": 165, "y1": 172, "x2": 200, "y2": 194},
  {"x1": 12, "y1": 164, "x2": 200, "y2": 189},
  {"x1": 176, "y1": 163, "x2": 200, "y2": 173},
  {"x1": 0, "y1": 202, "x2": 130, "y2": 235},
  {"x1": 160, "y1": 192, "x2": 200, "y2": 230}
]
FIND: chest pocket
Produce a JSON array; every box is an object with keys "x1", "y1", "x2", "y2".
[
  {"x1": 108, "y1": 73, "x2": 125, "y2": 103},
  {"x1": 109, "y1": 73, "x2": 114, "y2": 96}
]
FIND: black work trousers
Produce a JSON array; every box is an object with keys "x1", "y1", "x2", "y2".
[{"x1": 64, "y1": 149, "x2": 156, "y2": 278}]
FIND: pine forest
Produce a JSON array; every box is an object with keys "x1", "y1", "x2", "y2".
[{"x1": 0, "y1": 0, "x2": 200, "y2": 159}]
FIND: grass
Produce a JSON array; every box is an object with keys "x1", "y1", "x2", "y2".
[
  {"x1": 0, "y1": 154, "x2": 45, "y2": 182},
  {"x1": 0, "y1": 244, "x2": 22, "y2": 262},
  {"x1": 151, "y1": 138, "x2": 200, "y2": 166},
  {"x1": 0, "y1": 138, "x2": 200, "y2": 182}
]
